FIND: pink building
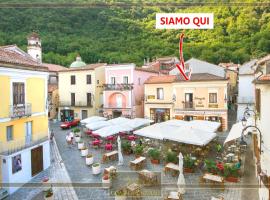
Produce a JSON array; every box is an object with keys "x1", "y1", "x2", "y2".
[{"x1": 103, "y1": 64, "x2": 159, "y2": 118}]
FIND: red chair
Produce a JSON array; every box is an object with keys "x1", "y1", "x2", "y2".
[
  {"x1": 128, "y1": 135, "x2": 136, "y2": 141},
  {"x1": 105, "y1": 143, "x2": 113, "y2": 151},
  {"x1": 106, "y1": 136, "x2": 114, "y2": 141},
  {"x1": 119, "y1": 132, "x2": 127, "y2": 137},
  {"x1": 91, "y1": 133, "x2": 100, "y2": 139},
  {"x1": 85, "y1": 130, "x2": 92, "y2": 136},
  {"x1": 92, "y1": 139, "x2": 102, "y2": 147}
]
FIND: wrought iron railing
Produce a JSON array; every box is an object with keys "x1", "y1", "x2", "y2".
[
  {"x1": 9, "y1": 103, "x2": 31, "y2": 118},
  {"x1": 182, "y1": 101, "x2": 195, "y2": 109},
  {"x1": 103, "y1": 83, "x2": 133, "y2": 91}
]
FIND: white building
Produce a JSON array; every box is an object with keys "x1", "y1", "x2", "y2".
[
  {"x1": 253, "y1": 55, "x2": 270, "y2": 200},
  {"x1": 169, "y1": 58, "x2": 226, "y2": 77},
  {"x1": 237, "y1": 59, "x2": 257, "y2": 120}
]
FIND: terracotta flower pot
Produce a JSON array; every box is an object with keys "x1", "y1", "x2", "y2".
[
  {"x1": 184, "y1": 168, "x2": 194, "y2": 173},
  {"x1": 151, "y1": 159, "x2": 160, "y2": 164},
  {"x1": 225, "y1": 176, "x2": 238, "y2": 182}
]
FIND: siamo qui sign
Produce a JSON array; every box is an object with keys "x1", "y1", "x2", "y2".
[{"x1": 156, "y1": 13, "x2": 214, "y2": 29}]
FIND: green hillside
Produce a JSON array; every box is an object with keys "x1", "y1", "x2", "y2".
[{"x1": 0, "y1": 1, "x2": 270, "y2": 66}]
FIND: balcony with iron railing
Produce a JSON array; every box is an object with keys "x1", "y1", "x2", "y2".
[
  {"x1": 103, "y1": 83, "x2": 133, "y2": 91},
  {"x1": 59, "y1": 101, "x2": 93, "y2": 107},
  {"x1": 9, "y1": 103, "x2": 32, "y2": 118},
  {"x1": 0, "y1": 133, "x2": 48, "y2": 156},
  {"x1": 182, "y1": 101, "x2": 195, "y2": 110}
]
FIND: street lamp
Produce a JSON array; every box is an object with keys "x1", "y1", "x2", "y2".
[{"x1": 241, "y1": 115, "x2": 262, "y2": 154}]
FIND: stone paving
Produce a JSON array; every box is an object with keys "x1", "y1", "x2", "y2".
[
  {"x1": 50, "y1": 120, "x2": 244, "y2": 200},
  {"x1": 8, "y1": 138, "x2": 78, "y2": 200}
]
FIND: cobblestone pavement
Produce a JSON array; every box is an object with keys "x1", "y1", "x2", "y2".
[
  {"x1": 8, "y1": 138, "x2": 78, "y2": 200},
  {"x1": 50, "y1": 118, "x2": 244, "y2": 200}
]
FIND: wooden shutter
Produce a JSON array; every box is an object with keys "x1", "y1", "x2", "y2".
[
  {"x1": 13, "y1": 82, "x2": 25, "y2": 105},
  {"x1": 255, "y1": 89, "x2": 261, "y2": 114},
  {"x1": 71, "y1": 93, "x2": 75, "y2": 106},
  {"x1": 87, "y1": 93, "x2": 92, "y2": 106}
]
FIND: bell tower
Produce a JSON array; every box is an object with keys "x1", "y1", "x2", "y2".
[{"x1": 27, "y1": 32, "x2": 42, "y2": 63}]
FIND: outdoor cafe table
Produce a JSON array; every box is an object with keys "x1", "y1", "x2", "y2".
[
  {"x1": 102, "y1": 150, "x2": 118, "y2": 162},
  {"x1": 130, "y1": 156, "x2": 146, "y2": 170},
  {"x1": 203, "y1": 173, "x2": 225, "y2": 190},
  {"x1": 138, "y1": 169, "x2": 158, "y2": 185},
  {"x1": 164, "y1": 163, "x2": 179, "y2": 176},
  {"x1": 126, "y1": 183, "x2": 141, "y2": 197}
]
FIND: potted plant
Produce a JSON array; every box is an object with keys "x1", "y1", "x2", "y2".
[
  {"x1": 102, "y1": 174, "x2": 111, "y2": 188},
  {"x1": 148, "y1": 148, "x2": 161, "y2": 164},
  {"x1": 134, "y1": 145, "x2": 144, "y2": 158},
  {"x1": 44, "y1": 188, "x2": 53, "y2": 200},
  {"x1": 81, "y1": 147, "x2": 88, "y2": 157},
  {"x1": 78, "y1": 141, "x2": 84, "y2": 150},
  {"x1": 86, "y1": 154, "x2": 94, "y2": 165},
  {"x1": 73, "y1": 127, "x2": 81, "y2": 137},
  {"x1": 75, "y1": 133, "x2": 81, "y2": 143},
  {"x1": 165, "y1": 150, "x2": 178, "y2": 164},
  {"x1": 204, "y1": 159, "x2": 218, "y2": 174},
  {"x1": 92, "y1": 163, "x2": 101, "y2": 175},
  {"x1": 115, "y1": 189, "x2": 126, "y2": 200},
  {"x1": 122, "y1": 141, "x2": 132, "y2": 155},
  {"x1": 183, "y1": 155, "x2": 195, "y2": 173},
  {"x1": 224, "y1": 164, "x2": 239, "y2": 182}
]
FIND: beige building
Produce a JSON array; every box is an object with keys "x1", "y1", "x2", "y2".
[
  {"x1": 252, "y1": 55, "x2": 270, "y2": 200},
  {"x1": 58, "y1": 56, "x2": 105, "y2": 121},
  {"x1": 144, "y1": 73, "x2": 229, "y2": 131}
]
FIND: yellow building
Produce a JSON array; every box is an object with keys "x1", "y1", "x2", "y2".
[
  {"x1": 58, "y1": 56, "x2": 106, "y2": 121},
  {"x1": 0, "y1": 45, "x2": 50, "y2": 195},
  {"x1": 144, "y1": 73, "x2": 228, "y2": 131}
]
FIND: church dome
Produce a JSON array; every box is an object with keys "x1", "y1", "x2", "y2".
[{"x1": 70, "y1": 55, "x2": 86, "y2": 68}]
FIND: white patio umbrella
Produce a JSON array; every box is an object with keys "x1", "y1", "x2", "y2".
[
  {"x1": 80, "y1": 116, "x2": 107, "y2": 124},
  {"x1": 123, "y1": 118, "x2": 153, "y2": 129},
  {"x1": 86, "y1": 121, "x2": 111, "y2": 131},
  {"x1": 188, "y1": 120, "x2": 221, "y2": 132},
  {"x1": 224, "y1": 118, "x2": 254, "y2": 144},
  {"x1": 177, "y1": 153, "x2": 185, "y2": 194},
  {"x1": 94, "y1": 124, "x2": 133, "y2": 137},
  {"x1": 107, "y1": 117, "x2": 131, "y2": 125},
  {"x1": 117, "y1": 136, "x2": 124, "y2": 166}
]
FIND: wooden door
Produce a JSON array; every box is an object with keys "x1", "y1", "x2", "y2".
[{"x1": 31, "y1": 146, "x2": 43, "y2": 176}]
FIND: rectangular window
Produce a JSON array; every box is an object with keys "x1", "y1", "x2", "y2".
[
  {"x1": 87, "y1": 93, "x2": 92, "y2": 106},
  {"x1": 6, "y1": 125, "x2": 13, "y2": 141},
  {"x1": 209, "y1": 93, "x2": 217, "y2": 103},
  {"x1": 123, "y1": 76, "x2": 128, "y2": 84},
  {"x1": 71, "y1": 93, "x2": 75, "y2": 106},
  {"x1": 71, "y1": 75, "x2": 76, "y2": 85},
  {"x1": 86, "y1": 75, "x2": 92, "y2": 84},
  {"x1": 111, "y1": 77, "x2": 116, "y2": 84},
  {"x1": 97, "y1": 80, "x2": 99, "y2": 84},
  {"x1": 266, "y1": 61, "x2": 270, "y2": 74},
  {"x1": 13, "y1": 82, "x2": 25, "y2": 105},
  {"x1": 157, "y1": 88, "x2": 164, "y2": 100}
]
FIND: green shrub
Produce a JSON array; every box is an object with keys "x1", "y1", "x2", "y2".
[
  {"x1": 73, "y1": 128, "x2": 80, "y2": 133},
  {"x1": 166, "y1": 151, "x2": 178, "y2": 164},
  {"x1": 183, "y1": 155, "x2": 195, "y2": 168},
  {"x1": 148, "y1": 148, "x2": 161, "y2": 160},
  {"x1": 122, "y1": 140, "x2": 131, "y2": 152},
  {"x1": 134, "y1": 145, "x2": 144, "y2": 155}
]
